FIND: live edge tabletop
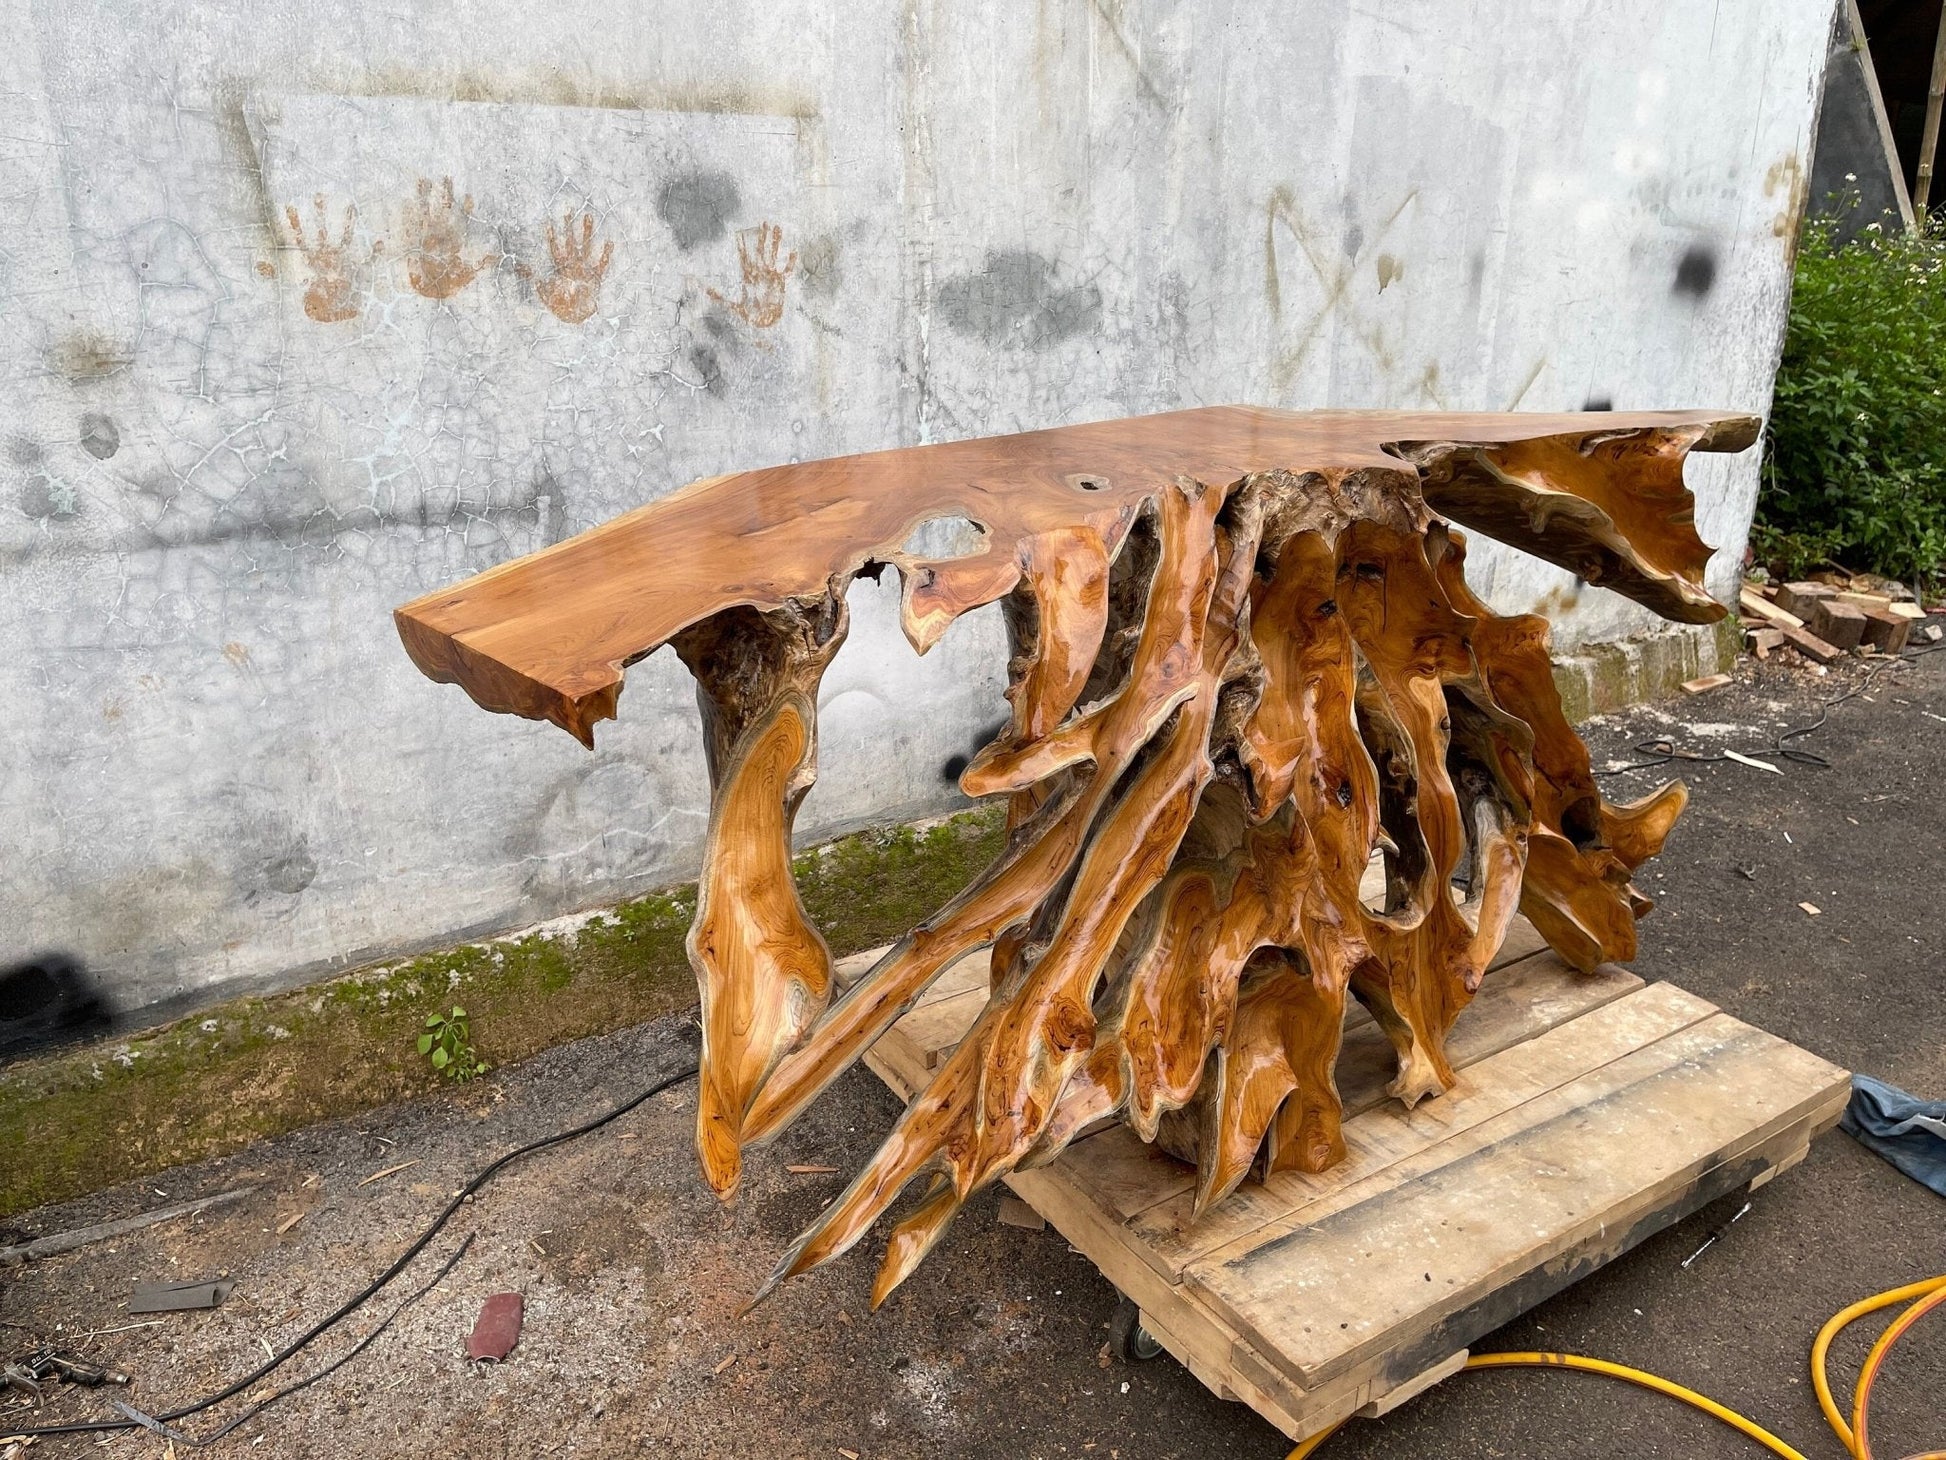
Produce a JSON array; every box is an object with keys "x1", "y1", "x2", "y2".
[{"x1": 394, "y1": 405, "x2": 1756, "y2": 747}]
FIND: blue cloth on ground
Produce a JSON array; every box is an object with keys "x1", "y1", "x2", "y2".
[{"x1": 1841, "y1": 1074, "x2": 1946, "y2": 1197}]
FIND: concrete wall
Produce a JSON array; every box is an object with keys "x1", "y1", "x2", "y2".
[{"x1": 0, "y1": 0, "x2": 1835, "y2": 1019}]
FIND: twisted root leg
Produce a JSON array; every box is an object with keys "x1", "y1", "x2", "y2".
[
  {"x1": 673, "y1": 594, "x2": 848, "y2": 1198},
  {"x1": 705, "y1": 439, "x2": 1711, "y2": 1298}
]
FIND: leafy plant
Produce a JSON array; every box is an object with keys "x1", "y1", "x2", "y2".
[
  {"x1": 1761, "y1": 207, "x2": 1946, "y2": 590},
  {"x1": 417, "y1": 1006, "x2": 488, "y2": 1083}
]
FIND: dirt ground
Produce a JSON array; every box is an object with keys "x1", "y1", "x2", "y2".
[{"x1": 3, "y1": 645, "x2": 1942, "y2": 1460}]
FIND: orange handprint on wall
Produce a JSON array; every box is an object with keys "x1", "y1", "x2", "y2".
[
  {"x1": 404, "y1": 177, "x2": 496, "y2": 300},
  {"x1": 708, "y1": 222, "x2": 795, "y2": 328},
  {"x1": 284, "y1": 196, "x2": 374, "y2": 323},
  {"x1": 529, "y1": 211, "x2": 614, "y2": 325}
]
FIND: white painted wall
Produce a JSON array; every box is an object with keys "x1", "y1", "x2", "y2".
[{"x1": 0, "y1": 0, "x2": 1833, "y2": 1016}]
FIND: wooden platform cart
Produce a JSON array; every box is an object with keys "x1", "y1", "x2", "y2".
[{"x1": 845, "y1": 917, "x2": 1850, "y2": 1444}]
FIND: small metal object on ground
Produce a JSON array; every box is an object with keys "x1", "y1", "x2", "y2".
[
  {"x1": 127, "y1": 1277, "x2": 236, "y2": 1313},
  {"x1": 1681, "y1": 1199, "x2": 1753, "y2": 1269},
  {"x1": 858, "y1": 910, "x2": 1850, "y2": 1442},
  {"x1": 466, "y1": 1293, "x2": 524, "y2": 1361}
]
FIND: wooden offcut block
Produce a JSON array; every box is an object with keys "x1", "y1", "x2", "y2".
[
  {"x1": 1775, "y1": 581, "x2": 1836, "y2": 618},
  {"x1": 1806, "y1": 598, "x2": 1866, "y2": 650},
  {"x1": 1860, "y1": 608, "x2": 1911, "y2": 654}
]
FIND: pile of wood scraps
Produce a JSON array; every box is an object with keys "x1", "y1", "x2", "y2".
[{"x1": 1740, "y1": 574, "x2": 1935, "y2": 664}]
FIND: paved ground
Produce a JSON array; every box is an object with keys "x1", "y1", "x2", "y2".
[{"x1": 3, "y1": 645, "x2": 1942, "y2": 1460}]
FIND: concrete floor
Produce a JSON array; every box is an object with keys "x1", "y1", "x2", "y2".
[{"x1": 2, "y1": 647, "x2": 1942, "y2": 1459}]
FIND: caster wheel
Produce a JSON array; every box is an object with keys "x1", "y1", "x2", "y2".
[{"x1": 1108, "y1": 1295, "x2": 1165, "y2": 1362}]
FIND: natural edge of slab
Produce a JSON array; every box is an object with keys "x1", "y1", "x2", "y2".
[{"x1": 393, "y1": 407, "x2": 1756, "y2": 745}]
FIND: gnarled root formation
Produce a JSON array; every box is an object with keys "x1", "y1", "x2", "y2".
[{"x1": 662, "y1": 434, "x2": 1717, "y2": 1302}]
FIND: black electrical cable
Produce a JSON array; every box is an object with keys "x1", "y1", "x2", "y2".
[
  {"x1": 111, "y1": 1231, "x2": 477, "y2": 1449},
  {"x1": 1593, "y1": 638, "x2": 1946, "y2": 777},
  {"x1": 3, "y1": 1055, "x2": 699, "y2": 1442}
]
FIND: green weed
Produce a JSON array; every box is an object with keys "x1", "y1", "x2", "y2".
[{"x1": 417, "y1": 1006, "x2": 488, "y2": 1082}]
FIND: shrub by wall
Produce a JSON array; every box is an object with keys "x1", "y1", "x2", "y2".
[{"x1": 1759, "y1": 213, "x2": 1946, "y2": 587}]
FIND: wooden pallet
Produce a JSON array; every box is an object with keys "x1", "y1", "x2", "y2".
[{"x1": 844, "y1": 919, "x2": 1850, "y2": 1441}]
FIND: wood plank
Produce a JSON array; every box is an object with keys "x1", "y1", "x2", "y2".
[
  {"x1": 1355, "y1": 1348, "x2": 1468, "y2": 1418},
  {"x1": 1740, "y1": 589, "x2": 1845, "y2": 662},
  {"x1": 1188, "y1": 1018, "x2": 1848, "y2": 1387},
  {"x1": 859, "y1": 969, "x2": 1843, "y2": 1441},
  {"x1": 1741, "y1": 586, "x2": 1805, "y2": 628},
  {"x1": 896, "y1": 988, "x2": 987, "y2": 1069},
  {"x1": 1057, "y1": 949, "x2": 1643, "y2": 1229},
  {"x1": 1029, "y1": 1123, "x2": 1193, "y2": 1222},
  {"x1": 834, "y1": 945, "x2": 988, "y2": 1000},
  {"x1": 1126, "y1": 982, "x2": 1713, "y2": 1280},
  {"x1": 861, "y1": 1038, "x2": 929, "y2": 1101},
  {"x1": 1334, "y1": 951, "x2": 1640, "y2": 1120},
  {"x1": 1278, "y1": 1119, "x2": 1826, "y2": 1435},
  {"x1": 862, "y1": 924, "x2": 1632, "y2": 1246}
]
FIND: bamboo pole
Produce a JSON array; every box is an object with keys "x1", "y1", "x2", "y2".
[{"x1": 1914, "y1": 0, "x2": 1946, "y2": 214}]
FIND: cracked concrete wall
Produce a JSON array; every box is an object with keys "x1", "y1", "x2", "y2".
[{"x1": 0, "y1": 0, "x2": 1834, "y2": 1018}]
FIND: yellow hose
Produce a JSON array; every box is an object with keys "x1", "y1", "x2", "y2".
[
  {"x1": 1460, "y1": 1353, "x2": 1808, "y2": 1459},
  {"x1": 1812, "y1": 1275, "x2": 1945, "y2": 1454},
  {"x1": 1850, "y1": 1280, "x2": 1946, "y2": 1460},
  {"x1": 1283, "y1": 1275, "x2": 1945, "y2": 1460}
]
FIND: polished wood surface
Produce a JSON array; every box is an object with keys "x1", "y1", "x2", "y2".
[
  {"x1": 394, "y1": 404, "x2": 1757, "y2": 1309},
  {"x1": 395, "y1": 406, "x2": 1755, "y2": 745}
]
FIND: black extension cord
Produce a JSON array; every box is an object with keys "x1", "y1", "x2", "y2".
[
  {"x1": 3, "y1": 1057, "x2": 699, "y2": 1445},
  {"x1": 1593, "y1": 638, "x2": 1946, "y2": 777}
]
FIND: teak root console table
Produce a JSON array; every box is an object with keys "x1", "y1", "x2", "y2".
[{"x1": 395, "y1": 407, "x2": 1848, "y2": 1438}]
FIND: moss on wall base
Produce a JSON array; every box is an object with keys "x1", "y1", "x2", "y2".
[{"x1": 0, "y1": 806, "x2": 1006, "y2": 1218}]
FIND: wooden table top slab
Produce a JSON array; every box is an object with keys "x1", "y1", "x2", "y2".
[{"x1": 394, "y1": 405, "x2": 1757, "y2": 745}]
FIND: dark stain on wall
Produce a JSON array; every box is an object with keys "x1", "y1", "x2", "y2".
[
  {"x1": 656, "y1": 170, "x2": 741, "y2": 252},
  {"x1": 235, "y1": 822, "x2": 317, "y2": 903},
  {"x1": 14, "y1": 440, "x2": 77, "y2": 521},
  {"x1": 935, "y1": 251, "x2": 1102, "y2": 348},
  {"x1": 1672, "y1": 246, "x2": 1718, "y2": 299},
  {"x1": 99, "y1": 461, "x2": 549, "y2": 556},
  {"x1": 17, "y1": 481, "x2": 72, "y2": 521},
  {"x1": 1581, "y1": 395, "x2": 1613, "y2": 411},
  {"x1": 261, "y1": 847, "x2": 318, "y2": 897},
  {"x1": 798, "y1": 232, "x2": 842, "y2": 299},
  {"x1": 79, "y1": 413, "x2": 121, "y2": 460},
  {"x1": 47, "y1": 330, "x2": 134, "y2": 381},
  {"x1": 687, "y1": 342, "x2": 727, "y2": 397}
]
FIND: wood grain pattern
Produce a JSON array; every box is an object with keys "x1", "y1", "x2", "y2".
[
  {"x1": 395, "y1": 407, "x2": 1753, "y2": 744},
  {"x1": 394, "y1": 405, "x2": 1758, "y2": 1305}
]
